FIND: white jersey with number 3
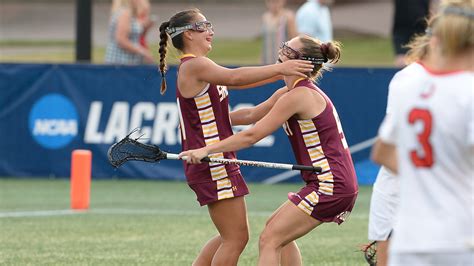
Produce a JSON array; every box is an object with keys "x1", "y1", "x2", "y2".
[{"x1": 378, "y1": 62, "x2": 474, "y2": 253}]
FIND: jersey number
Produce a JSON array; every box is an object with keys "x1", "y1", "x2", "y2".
[
  {"x1": 217, "y1": 86, "x2": 228, "y2": 102},
  {"x1": 408, "y1": 108, "x2": 433, "y2": 167},
  {"x1": 333, "y1": 108, "x2": 348, "y2": 149}
]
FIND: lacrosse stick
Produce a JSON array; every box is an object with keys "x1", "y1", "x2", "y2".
[
  {"x1": 360, "y1": 241, "x2": 377, "y2": 266},
  {"x1": 108, "y1": 130, "x2": 322, "y2": 173}
]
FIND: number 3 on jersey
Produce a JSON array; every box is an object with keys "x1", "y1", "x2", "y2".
[{"x1": 408, "y1": 108, "x2": 434, "y2": 167}]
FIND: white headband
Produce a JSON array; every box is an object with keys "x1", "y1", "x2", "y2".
[
  {"x1": 442, "y1": 6, "x2": 474, "y2": 19},
  {"x1": 165, "y1": 25, "x2": 194, "y2": 39}
]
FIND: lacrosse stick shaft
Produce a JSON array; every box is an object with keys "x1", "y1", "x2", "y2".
[{"x1": 166, "y1": 153, "x2": 322, "y2": 173}]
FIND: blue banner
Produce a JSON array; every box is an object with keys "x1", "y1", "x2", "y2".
[{"x1": 0, "y1": 63, "x2": 397, "y2": 184}]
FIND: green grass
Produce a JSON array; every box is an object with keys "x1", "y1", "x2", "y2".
[
  {"x1": 0, "y1": 37, "x2": 394, "y2": 66},
  {"x1": 337, "y1": 36, "x2": 395, "y2": 67},
  {"x1": 0, "y1": 178, "x2": 372, "y2": 265}
]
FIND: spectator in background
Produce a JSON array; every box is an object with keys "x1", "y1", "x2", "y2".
[
  {"x1": 105, "y1": 0, "x2": 154, "y2": 64},
  {"x1": 392, "y1": 0, "x2": 431, "y2": 67},
  {"x1": 296, "y1": 0, "x2": 334, "y2": 42},
  {"x1": 262, "y1": 0, "x2": 298, "y2": 64},
  {"x1": 136, "y1": 0, "x2": 155, "y2": 51}
]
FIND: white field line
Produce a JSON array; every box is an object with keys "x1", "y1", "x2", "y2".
[
  {"x1": 0, "y1": 208, "x2": 367, "y2": 220},
  {"x1": 0, "y1": 208, "x2": 237, "y2": 218},
  {"x1": 0, "y1": 209, "x2": 82, "y2": 218},
  {"x1": 263, "y1": 137, "x2": 377, "y2": 184},
  {"x1": 261, "y1": 171, "x2": 298, "y2": 185}
]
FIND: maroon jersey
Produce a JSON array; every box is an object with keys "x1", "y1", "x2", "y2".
[
  {"x1": 177, "y1": 55, "x2": 241, "y2": 184},
  {"x1": 284, "y1": 79, "x2": 358, "y2": 195}
]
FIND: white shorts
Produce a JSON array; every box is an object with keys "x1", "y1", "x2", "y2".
[
  {"x1": 389, "y1": 251, "x2": 474, "y2": 266},
  {"x1": 368, "y1": 189, "x2": 398, "y2": 241}
]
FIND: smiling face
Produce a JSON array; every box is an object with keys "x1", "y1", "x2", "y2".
[{"x1": 185, "y1": 13, "x2": 214, "y2": 54}]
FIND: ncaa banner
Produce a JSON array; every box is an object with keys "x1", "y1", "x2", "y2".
[{"x1": 0, "y1": 63, "x2": 397, "y2": 184}]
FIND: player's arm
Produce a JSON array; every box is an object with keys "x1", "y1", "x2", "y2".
[
  {"x1": 185, "y1": 57, "x2": 313, "y2": 89},
  {"x1": 371, "y1": 112, "x2": 399, "y2": 174},
  {"x1": 230, "y1": 87, "x2": 288, "y2": 125},
  {"x1": 469, "y1": 94, "x2": 474, "y2": 153},
  {"x1": 371, "y1": 139, "x2": 398, "y2": 174},
  {"x1": 228, "y1": 75, "x2": 283, "y2": 90},
  {"x1": 179, "y1": 88, "x2": 306, "y2": 163}
]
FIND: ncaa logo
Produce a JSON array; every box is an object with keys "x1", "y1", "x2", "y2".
[{"x1": 28, "y1": 93, "x2": 79, "y2": 149}]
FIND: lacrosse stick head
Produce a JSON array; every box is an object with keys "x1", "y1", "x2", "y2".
[
  {"x1": 360, "y1": 241, "x2": 377, "y2": 266},
  {"x1": 107, "y1": 130, "x2": 167, "y2": 168}
]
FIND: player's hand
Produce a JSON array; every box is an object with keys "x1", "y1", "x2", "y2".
[
  {"x1": 178, "y1": 148, "x2": 209, "y2": 164},
  {"x1": 278, "y1": 59, "x2": 314, "y2": 78}
]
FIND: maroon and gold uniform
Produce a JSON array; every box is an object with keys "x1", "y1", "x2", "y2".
[
  {"x1": 177, "y1": 54, "x2": 248, "y2": 205},
  {"x1": 285, "y1": 79, "x2": 358, "y2": 224}
]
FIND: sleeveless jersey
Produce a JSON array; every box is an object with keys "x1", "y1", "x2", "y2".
[
  {"x1": 176, "y1": 55, "x2": 240, "y2": 184},
  {"x1": 378, "y1": 62, "x2": 474, "y2": 252},
  {"x1": 283, "y1": 79, "x2": 358, "y2": 196}
]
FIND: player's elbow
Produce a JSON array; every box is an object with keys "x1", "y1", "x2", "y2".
[
  {"x1": 240, "y1": 130, "x2": 261, "y2": 147},
  {"x1": 371, "y1": 151, "x2": 384, "y2": 166},
  {"x1": 227, "y1": 76, "x2": 240, "y2": 86},
  {"x1": 370, "y1": 139, "x2": 385, "y2": 166},
  {"x1": 227, "y1": 70, "x2": 247, "y2": 86},
  {"x1": 241, "y1": 111, "x2": 257, "y2": 125},
  {"x1": 371, "y1": 139, "x2": 398, "y2": 174}
]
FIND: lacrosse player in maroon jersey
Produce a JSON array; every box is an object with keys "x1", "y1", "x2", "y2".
[
  {"x1": 180, "y1": 34, "x2": 359, "y2": 266},
  {"x1": 158, "y1": 9, "x2": 313, "y2": 266}
]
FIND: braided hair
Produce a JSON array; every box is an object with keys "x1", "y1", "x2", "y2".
[
  {"x1": 158, "y1": 9, "x2": 201, "y2": 95},
  {"x1": 158, "y1": 21, "x2": 170, "y2": 95}
]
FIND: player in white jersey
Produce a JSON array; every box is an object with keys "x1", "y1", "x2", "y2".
[
  {"x1": 371, "y1": 1, "x2": 474, "y2": 265},
  {"x1": 366, "y1": 69, "x2": 401, "y2": 266},
  {"x1": 365, "y1": 30, "x2": 433, "y2": 266},
  {"x1": 366, "y1": 169, "x2": 398, "y2": 265}
]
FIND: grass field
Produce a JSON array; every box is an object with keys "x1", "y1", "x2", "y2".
[
  {"x1": 0, "y1": 179, "x2": 372, "y2": 265},
  {"x1": 0, "y1": 36, "x2": 395, "y2": 67}
]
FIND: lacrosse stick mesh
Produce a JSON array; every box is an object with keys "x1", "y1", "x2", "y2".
[
  {"x1": 107, "y1": 133, "x2": 166, "y2": 167},
  {"x1": 362, "y1": 241, "x2": 377, "y2": 266}
]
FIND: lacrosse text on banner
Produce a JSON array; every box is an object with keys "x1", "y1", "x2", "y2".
[
  {"x1": 83, "y1": 101, "x2": 275, "y2": 146},
  {"x1": 0, "y1": 64, "x2": 395, "y2": 183},
  {"x1": 84, "y1": 101, "x2": 180, "y2": 145}
]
